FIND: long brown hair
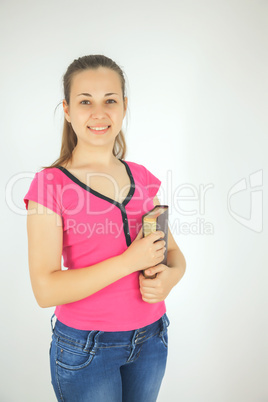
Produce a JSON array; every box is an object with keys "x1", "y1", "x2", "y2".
[{"x1": 42, "y1": 55, "x2": 127, "y2": 169}]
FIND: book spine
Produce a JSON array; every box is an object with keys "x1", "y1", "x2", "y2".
[
  {"x1": 156, "y1": 211, "x2": 168, "y2": 265},
  {"x1": 142, "y1": 207, "x2": 169, "y2": 279}
]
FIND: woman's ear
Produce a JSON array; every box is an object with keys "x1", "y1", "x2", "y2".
[
  {"x1": 63, "y1": 100, "x2": 71, "y2": 123},
  {"x1": 123, "y1": 97, "x2": 128, "y2": 118}
]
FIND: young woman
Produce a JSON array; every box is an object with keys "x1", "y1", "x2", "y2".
[{"x1": 24, "y1": 55, "x2": 186, "y2": 402}]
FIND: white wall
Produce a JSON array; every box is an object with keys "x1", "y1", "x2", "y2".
[{"x1": 1, "y1": 0, "x2": 267, "y2": 401}]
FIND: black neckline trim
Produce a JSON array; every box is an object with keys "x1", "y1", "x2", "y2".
[{"x1": 55, "y1": 159, "x2": 135, "y2": 207}]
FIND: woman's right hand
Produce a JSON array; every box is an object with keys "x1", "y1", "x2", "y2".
[{"x1": 122, "y1": 228, "x2": 166, "y2": 273}]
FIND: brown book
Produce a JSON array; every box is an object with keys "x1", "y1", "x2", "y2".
[{"x1": 142, "y1": 205, "x2": 169, "y2": 278}]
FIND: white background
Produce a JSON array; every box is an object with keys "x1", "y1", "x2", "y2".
[{"x1": 1, "y1": 0, "x2": 267, "y2": 401}]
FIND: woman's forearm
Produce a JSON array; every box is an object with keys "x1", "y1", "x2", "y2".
[
  {"x1": 35, "y1": 254, "x2": 130, "y2": 308},
  {"x1": 33, "y1": 228, "x2": 166, "y2": 308},
  {"x1": 167, "y1": 249, "x2": 187, "y2": 286}
]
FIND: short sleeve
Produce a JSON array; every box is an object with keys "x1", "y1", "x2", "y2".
[
  {"x1": 143, "y1": 165, "x2": 162, "y2": 198},
  {"x1": 23, "y1": 169, "x2": 62, "y2": 216}
]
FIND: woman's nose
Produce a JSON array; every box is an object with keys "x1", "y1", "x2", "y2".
[{"x1": 90, "y1": 105, "x2": 106, "y2": 118}]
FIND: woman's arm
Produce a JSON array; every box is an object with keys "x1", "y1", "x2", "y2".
[
  {"x1": 139, "y1": 195, "x2": 187, "y2": 303},
  {"x1": 27, "y1": 200, "x2": 165, "y2": 308}
]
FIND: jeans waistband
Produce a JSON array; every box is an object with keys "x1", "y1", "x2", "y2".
[{"x1": 51, "y1": 313, "x2": 170, "y2": 349}]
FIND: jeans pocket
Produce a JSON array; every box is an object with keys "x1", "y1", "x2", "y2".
[
  {"x1": 56, "y1": 338, "x2": 95, "y2": 371},
  {"x1": 160, "y1": 331, "x2": 168, "y2": 348}
]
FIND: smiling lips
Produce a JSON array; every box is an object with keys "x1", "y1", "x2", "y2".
[{"x1": 88, "y1": 125, "x2": 110, "y2": 134}]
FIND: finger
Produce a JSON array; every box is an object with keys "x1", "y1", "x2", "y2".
[
  {"x1": 155, "y1": 241, "x2": 166, "y2": 251},
  {"x1": 141, "y1": 295, "x2": 162, "y2": 304},
  {"x1": 144, "y1": 264, "x2": 167, "y2": 277},
  {"x1": 142, "y1": 292, "x2": 160, "y2": 299},
  {"x1": 155, "y1": 248, "x2": 166, "y2": 262},
  {"x1": 140, "y1": 287, "x2": 158, "y2": 297},
  {"x1": 140, "y1": 278, "x2": 160, "y2": 290},
  {"x1": 140, "y1": 275, "x2": 157, "y2": 285},
  {"x1": 152, "y1": 231, "x2": 165, "y2": 241},
  {"x1": 139, "y1": 274, "x2": 155, "y2": 286},
  {"x1": 142, "y1": 270, "x2": 157, "y2": 279},
  {"x1": 134, "y1": 227, "x2": 143, "y2": 240}
]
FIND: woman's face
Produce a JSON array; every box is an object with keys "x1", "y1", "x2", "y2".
[{"x1": 63, "y1": 67, "x2": 127, "y2": 149}]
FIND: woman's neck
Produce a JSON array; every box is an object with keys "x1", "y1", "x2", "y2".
[{"x1": 66, "y1": 146, "x2": 120, "y2": 170}]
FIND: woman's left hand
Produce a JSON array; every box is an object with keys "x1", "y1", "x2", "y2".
[{"x1": 139, "y1": 264, "x2": 179, "y2": 303}]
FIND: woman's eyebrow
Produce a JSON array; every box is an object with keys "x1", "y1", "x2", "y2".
[{"x1": 77, "y1": 92, "x2": 119, "y2": 97}]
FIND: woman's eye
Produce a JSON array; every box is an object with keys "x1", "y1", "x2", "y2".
[
  {"x1": 106, "y1": 99, "x2": 116, "y2": 104},
  {"x1": 81, "y1": 100, "x2": 90, "y2": 105}
]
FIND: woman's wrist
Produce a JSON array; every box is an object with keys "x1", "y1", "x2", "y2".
[{"x1": 118, "y1": 252, "x2": 135, "y2": 275}]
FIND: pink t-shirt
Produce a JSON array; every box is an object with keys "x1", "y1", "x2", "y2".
[{"x1": 23, "y1": 159, "x2": 166, "y2": 331}]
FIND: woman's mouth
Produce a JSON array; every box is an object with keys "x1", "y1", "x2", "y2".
[{"x1": 88, "y1": 126, "x2": 110, "y2": 134}]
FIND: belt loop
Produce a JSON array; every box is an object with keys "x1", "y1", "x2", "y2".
[
  {"x1": 83, "y1": 330, "x2": 97, "y2": 353},
  {"x1": 165, "y1": 313, "x2": 170, "y2": 327},
  {"x1": 160, "y1": 313, "x2": 170, "y2": 336},
  {"x1": 126, "y1": 329, "x2": 139, "y2": 362},
  {"x1": 50, "y1": 313, "x2": 56, "y2": 333},
  {"x1": 83, "y1": 330, "x2": 104, "y2": 353},
  {"x1": 91, "y1": 331, "x2": 103, "y2": 355}
]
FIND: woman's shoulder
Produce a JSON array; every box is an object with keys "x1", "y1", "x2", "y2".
[
  {"x1": 123, "y1": 159, "x2": 156, "y2": 178},
  {"x1": 33, "y1": 166, "x2": 66, "y2": 183},
  {"x1": 123, "y1": 159, "x2": 147, "y2": 171}
]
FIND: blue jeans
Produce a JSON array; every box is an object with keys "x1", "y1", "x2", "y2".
[{"x1": 49, "y1": 313, "x2": 170, "y2": 402}]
